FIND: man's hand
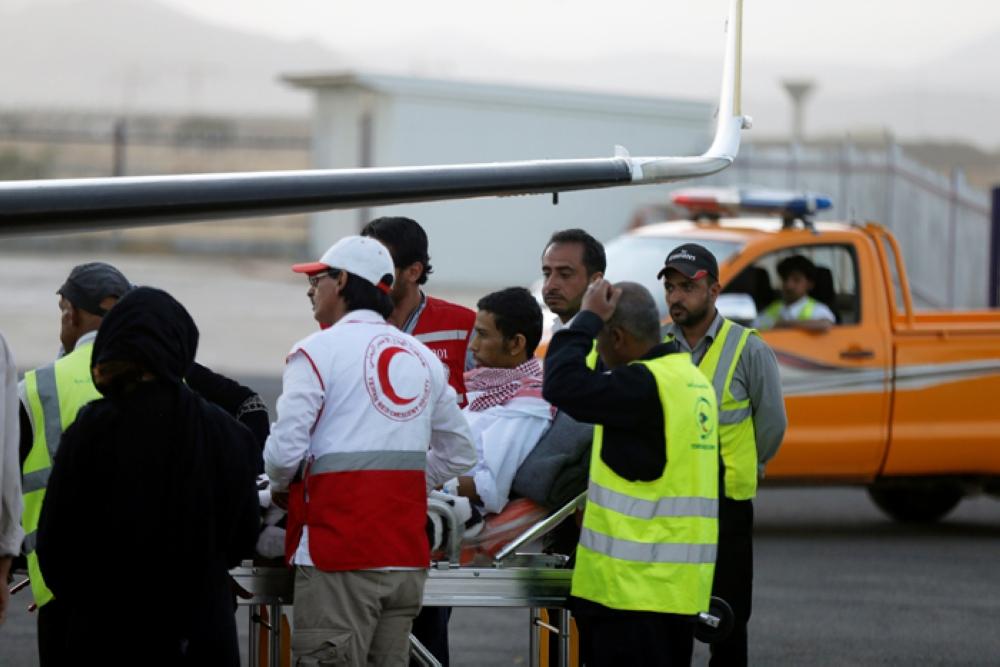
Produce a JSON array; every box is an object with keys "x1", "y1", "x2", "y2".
[{"x1": 581, "y1": 279, "x2": 622, "y2": 322}]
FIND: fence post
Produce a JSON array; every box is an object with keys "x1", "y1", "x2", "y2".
[
  {"x1": 788, "y1": 142, "x2": 800, "y2": 190},
  {"x1": 990, "y1": 186, "x2": 1000, "y2": 307},
  {"x1": 112, "y1": 118, "x2": 127, "y2": 177},
  {"x1": 884, "y1": 142, "x2": 898, "y2": 230},
  {"x1": 948, "y1": 169, "x2": 961, "y2": 306},
  {"x1": 839, "y1": 139, "x2": 852, "y2": 220}
]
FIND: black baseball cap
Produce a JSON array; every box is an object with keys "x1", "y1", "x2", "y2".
[
  {"x1": 58, "y1": 262, "x2": 133, "y2": 316},
  {"x1": 657, "y1": 243, "x2": 719, "y2": 281}
]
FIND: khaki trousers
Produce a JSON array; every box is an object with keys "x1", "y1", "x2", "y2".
[{"x1": 292, "y1": 567, "x2": 427, "y2": 667}]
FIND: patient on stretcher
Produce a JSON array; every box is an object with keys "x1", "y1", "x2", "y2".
[{"x1": 433, "y1": 288, "x2": 554, "y2": 561}]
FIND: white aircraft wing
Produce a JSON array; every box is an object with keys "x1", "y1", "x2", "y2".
[{"x1": 0, "y1": 0, "x2": 747, "y2": 237}]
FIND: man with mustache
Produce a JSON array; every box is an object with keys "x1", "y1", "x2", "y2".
[
  {"x1": 541, "y1": 228, "x2": 606, "y2": 330},
  {"x1": 660, "y1": 243, "x2": 786, "y2": 666}
]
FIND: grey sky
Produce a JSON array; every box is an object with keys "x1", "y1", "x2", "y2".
[
  {"x1": 2, "y1": 0, "x2": 998, "y2": 145},
  {"x1": 152, "y1": 0, "x2": 1000, "y2": 68}
]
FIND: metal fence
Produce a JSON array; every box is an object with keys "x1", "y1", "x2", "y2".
[
  {"x1": 700, "y1": 141, "x2": 994, "y2": 309},
  {"x1": 1, "y1": 112, "x2": 995, "y2": 301}
]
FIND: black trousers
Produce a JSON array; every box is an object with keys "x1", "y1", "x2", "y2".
[
  {"x1": 709, "y1": 497, "x2": 754, "y2": 667},
  {"x1": 410, "y1": 605, "x2": 452, "y2": 667},
  {"x1": 575, "y1": 609, "x2": 694, "y2": 666},
  {"x1": 37, "y1": 599, "x2": 71, "y2": 667}
]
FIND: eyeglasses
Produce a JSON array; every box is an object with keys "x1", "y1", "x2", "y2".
[{"x1": 307, "y1": 269, "x2": 340, "y2": 288}]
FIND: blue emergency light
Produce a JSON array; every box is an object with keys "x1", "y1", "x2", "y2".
[{"x1": 671, "y1": 187, "x2": 833, "y2": 224}]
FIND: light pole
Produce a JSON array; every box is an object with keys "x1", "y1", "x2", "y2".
[{"x1": 782, "y1": 79, "x2": 815, "y2": 144}]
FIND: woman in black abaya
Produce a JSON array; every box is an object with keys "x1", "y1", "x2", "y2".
[{"x1": 37, "y1": 287, "x2": 260, "y2": 666}]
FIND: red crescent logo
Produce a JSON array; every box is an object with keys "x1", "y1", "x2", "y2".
[{"x1": 377, "y1": 346, "x2": 418, "y2": 405}]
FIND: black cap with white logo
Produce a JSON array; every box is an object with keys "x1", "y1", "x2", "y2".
[{"x1": 657, "y1": 243, "x2": 719, "y2": 281}]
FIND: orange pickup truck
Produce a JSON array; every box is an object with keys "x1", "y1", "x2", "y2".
[{"x1": 578, "y1": 211, "x2": 1000, "y2": 522}]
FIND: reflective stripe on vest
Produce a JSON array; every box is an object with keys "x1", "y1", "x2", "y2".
[
  {"x1": 571, "y1": 352, "x2": 719, "y2": 615},
  {"x1": 311, "y1": 450, "x2": 426, "y2": 474},
  {"x1": 36, "y1": 365, "x2": 62, "y2": 460},
  {"x1": 22, "y1": 467, "x2": 51, "y2": 494},
  {"x1": 410, "y1": 296, "x2": 476, "y2": 408},
  {"x1": 304, "y1": 446, "x2": 429, "y2": 570},
  {"x1": 580, "y1": 527, "x2": 717, "y2": 564},
  {"x1": 21, "y1": 341, "x2": 100, "y2": 608},
  {"x1": 587, "y1": 480, "x2": 717, "y2": 520},
  {"x1": 414, "y1": 329, "x2": 469, "y2": 344},
  {"x1": 697, "y1": 319, "x2": 758, "y2": 500}
]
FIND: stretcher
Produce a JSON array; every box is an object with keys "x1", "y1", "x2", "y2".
[
  {"x1": 233, "y1": 493, "x2": 580, "y2": 667},
  {"x1": 231, "y1": 492, "x2": 731, "y2": 667}
]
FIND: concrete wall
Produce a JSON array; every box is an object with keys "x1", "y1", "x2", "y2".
[{"x1": 300, "y1": 75, "x2": 713, "y2": 291}]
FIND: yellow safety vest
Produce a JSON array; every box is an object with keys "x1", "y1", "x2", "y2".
[
  {"x1": 761, "y1": 296, "x2": 816, "y2": 326},
  {"x1": 667, "y1": 319, "x2": 759, "y2": 500},
  {"x1": 572, "y1": 352, "x2": 719, "y2": 615},
  {"x1": 21, "y1": 339, "x2": 101, "y2": 607}
]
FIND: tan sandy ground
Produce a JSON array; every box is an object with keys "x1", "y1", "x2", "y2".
[{"x1": 0, "y1": 250, "x2": 482, "y2": 376}]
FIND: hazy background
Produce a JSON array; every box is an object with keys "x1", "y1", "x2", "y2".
[{"x1": 1, "y1": 0, "x2": 999, "y2": 147}]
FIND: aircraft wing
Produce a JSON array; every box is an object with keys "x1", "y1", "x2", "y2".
[{"x1": 0, "y1": 0, "x2": 747, "y2": 237}]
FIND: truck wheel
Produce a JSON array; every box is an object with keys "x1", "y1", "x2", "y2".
[{"x1": 867, "y1": 482, "x2": 963, "y2": 523}]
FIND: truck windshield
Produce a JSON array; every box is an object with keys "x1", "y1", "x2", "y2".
[{"x1": 605, "y1": 236, "x2": 744, "y2": 317}]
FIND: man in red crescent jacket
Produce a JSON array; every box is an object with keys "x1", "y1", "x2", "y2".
[
  {"x1": 362, "y1": 217, "x2": 475, "y2": 410},
  {"x1": 265, "y1": 236, "x2": 476, "y2": 666},
  {"x1": 362, "y1": 216, "x2": 476, "y2": 666}
]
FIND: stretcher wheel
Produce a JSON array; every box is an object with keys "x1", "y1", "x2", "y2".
[{"x1": 694, "y1": 596, "x2": 734, "y2": 644}]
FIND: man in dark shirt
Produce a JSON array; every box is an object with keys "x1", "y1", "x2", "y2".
[
  {"x1": 36, "y1": 287, "x2": 260, "y2": 665},
  {"x1": 544, "y1": 282, "x2": 677, "y2": 478},
  {"x1": 543, "y1": 280, "x2": 720, "y2": 666}
]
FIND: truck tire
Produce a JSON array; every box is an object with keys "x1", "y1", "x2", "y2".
[{"x1": 867, "y1": 482, "x2": 963, "y2": 523}]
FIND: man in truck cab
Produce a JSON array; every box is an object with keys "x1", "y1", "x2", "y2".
[
  {"x1": 754, "y1": 254, "x2": 836, "y2": 332},
  {"x1": 660, "y1": 243, "x2": 787, "y2": 666}
]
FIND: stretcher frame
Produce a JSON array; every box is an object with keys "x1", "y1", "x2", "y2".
[{"x1": 232, "y1": 492, "x2": 585, "y2": 667}]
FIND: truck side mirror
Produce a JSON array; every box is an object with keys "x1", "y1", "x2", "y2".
[{"x1": 717, "y1": 293, "x2": 757, "y2": 325}]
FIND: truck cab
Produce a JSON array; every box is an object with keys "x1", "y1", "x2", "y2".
[{"x1": 561, "y1": 188, "x2": 1000, "y2": 521}]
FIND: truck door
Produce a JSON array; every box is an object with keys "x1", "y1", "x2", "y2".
[{"x1": 723, "y1": 241, "x2": 891, "y2": 479}]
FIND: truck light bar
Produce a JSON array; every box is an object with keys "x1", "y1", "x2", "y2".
[{"x1": 672, "y1": 187, "x2": 832, "y2": 223}]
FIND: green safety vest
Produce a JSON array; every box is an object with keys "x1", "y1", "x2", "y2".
[
  {"x1": 761, "y1": 296, "x2": 816, "y2": 326},
  {"x1": 572, "y1": 352, "x2": 719, "y2": 615},
  {"x1": 21, "y1": 339, "x2": 101, "y2": 608},
  {"x1": 667, "y1": 319, "x2": 760, "y2": 500}
]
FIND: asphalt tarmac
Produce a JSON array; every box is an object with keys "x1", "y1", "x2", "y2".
[{"x1": 5, "y1": 479, "x2": 998, "y2": 666}]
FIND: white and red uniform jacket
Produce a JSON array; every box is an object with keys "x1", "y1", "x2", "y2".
[
  {"x1": 404, "y1": 295, "x2": 475, "y2": 408},
  {"x1": 264, "y1": 309, "x2": 476, "y2": 571}
]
